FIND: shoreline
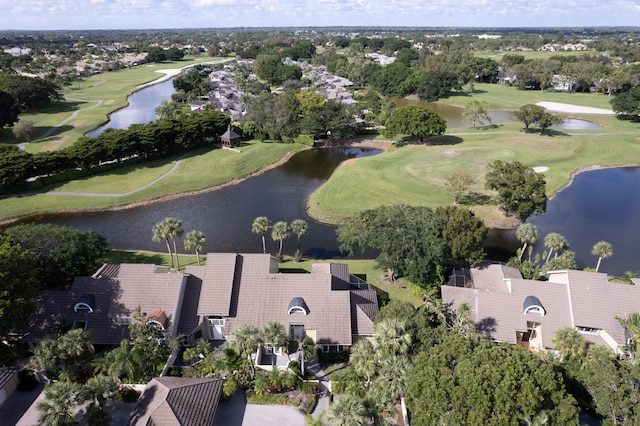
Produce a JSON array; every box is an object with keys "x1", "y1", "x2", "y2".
[{"x1": 0, "y1": 148, "x2": 304, "y2": 227}]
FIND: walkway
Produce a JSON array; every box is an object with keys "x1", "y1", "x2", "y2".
[{"x1": 306, "y1": 356, "x2": 340, "y2": 422}]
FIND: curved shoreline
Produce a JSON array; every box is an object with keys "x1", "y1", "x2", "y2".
[{"x1": 0, "y1": 148, "x2": 303, "y2": 226}]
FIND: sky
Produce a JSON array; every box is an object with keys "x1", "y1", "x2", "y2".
[{"x1": 0, "y1": 0, "x2": 639, "y2": 31}]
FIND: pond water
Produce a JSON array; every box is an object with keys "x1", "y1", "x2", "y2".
[
  {"x1": 30, "y1": 77, "x2": 637, "y2": 275},
  {"x1": 87, "y1": 78, "x2": 176, "y2": 137},
  {"x1": 35, "y1": 148, "x2": 381, "y2": 259},
  {"x1": 393, "y1": 98, "x2": 600, "y2": 129},
  {"x1": 486, "y1": 167, "x2": 640, "y2": 276}
]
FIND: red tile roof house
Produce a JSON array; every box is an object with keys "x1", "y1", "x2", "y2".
[
  {"x1": 27, "y1": 253, "x2": 378, "y2": 370},
  {"x1": 442, "y1": 264, "x2": 640, "y2": 355}
]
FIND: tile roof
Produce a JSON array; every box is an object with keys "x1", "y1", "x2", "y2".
[
  {"x1": 443, "y1": 266, "x2": 640, "y2": 351},
  {"x1": 194, "y1": 253, "x2": 238, "y2": 316},
  {"x1": 28, "y1": 264, "x2": 187, "y2": 345},
  {"x1": 127, "y1": 377, "x2": 224, "y2": 426},
  {"x1": 31, "y1": 254, "x2": 379, "y2": 348}
]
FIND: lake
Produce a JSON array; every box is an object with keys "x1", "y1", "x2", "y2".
[{"x1": 87, "y1": 78, "x2": 176, "y2": 137}]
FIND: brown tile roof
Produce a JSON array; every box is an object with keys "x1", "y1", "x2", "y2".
[
  {"x1": 190, "y1": 253, "x2": 238, "y2": 317},
  {"x1": 30, "y1": 254, "x2": 379, "y2": 348},
  {"x1": 28, "y1": 264, "x2": 187, "y2": 345},
  {"x1": 127, "y1": 377, "x2": 224, "y2": 426},
  {"x1": 189, "y1": 254, "x2": 374, "y2": 345},
  {"x1": 443, "y1": 267, "x2": 640, "y2": 350},
  {"x1": 559, "y1": 269, "x2": 640, "y2": 346},
  {"x1": 350, "y1": 290, "x2": 379, "y2": 336}
]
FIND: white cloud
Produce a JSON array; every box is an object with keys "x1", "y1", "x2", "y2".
[{"x1": 0, "y1": 0, "x2": 638, "y2": 29}]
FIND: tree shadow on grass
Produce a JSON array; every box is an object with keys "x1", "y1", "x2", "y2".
[
  {"x1": 396, "y1": 135, "x2": 463, "y2": 147},
  {"x1": 102, "y1": 250, "x2": 165, "y2": 265},
  {"x1": 460, "y1": 192, "x2": 493, "y2": 206}
]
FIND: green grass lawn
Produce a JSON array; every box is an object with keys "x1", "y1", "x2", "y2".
[
  {"x1": 308, "y1": 128, "x2": 640, "y2": 228},
  {"x1": 0, "y1": 141, "x2": 307, "y2": 221},
  {"x1": 278, "y1": 258, "x2": 423, "y2": 307},
  {"x1": 102, "y1": 249, "x2": 203, "y2": 269},
  {"x1": 0, "y1": 56, "x2": 233, "y2": 151},
  {"x1": 308, "y1": 83, "x2": 640, "y2": 227}
]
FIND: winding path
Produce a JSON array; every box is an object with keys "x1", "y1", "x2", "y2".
[{"x1": 46, "y1": 153, "x2": 185, "y2": 197}]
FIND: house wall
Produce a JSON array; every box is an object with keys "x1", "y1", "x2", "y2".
[{"x1": 0, "y1": 374, "x2": 19, "y2": 407}]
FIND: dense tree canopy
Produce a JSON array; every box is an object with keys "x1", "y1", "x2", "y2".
[
  {"x1": 485, "y1": 160, "x2": 547, "y2": 221},
  {"x1": 405, "y1": 333, "x2": 579, "y2": 425},
  {"x1": 0, "y1": 235, "x2": 41, "y2": 338},
  {"x1": 5, "y1": 223, "x2": 109, "y2": 286},
  {"x1": 0, "y1": 74, "x2": 62, "y2": 111},
  {"x1": 611, "y1": 86, "x2": 640, "y2": 119},
  {"x1": 0, "y1": 90, "x2": 20, "y2": 128},
  {"x1": 337, "y1": 204, "x2": 486, "y2": 289},
  {"x1": 384, "y1": 105, "x2": 446, "y2": 141}
]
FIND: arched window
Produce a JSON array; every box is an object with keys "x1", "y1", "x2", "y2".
[
  {"x1": 288, "y1": 297, "x2": 309, "y2": 315},
  {"x1": 523, "y1": 295, "x2": 546, "y2": 316},
  {"x1": 74, "y1": 294, "x2": 95, "y2": 313}
]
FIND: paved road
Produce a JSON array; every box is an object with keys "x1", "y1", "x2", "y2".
[{"x1": 214, "y1": 390, "x2": 306, "y2": 426}]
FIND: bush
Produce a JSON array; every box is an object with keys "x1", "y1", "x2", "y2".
[
  {"x1": 318, "y1": 350, "x2": 349, "y2": 363},
  {"x1": 222, "y1": 376, "x2": 238, "y2": 400},
  {"x1": 245, "y1": 390, "x2": 289, "y2": 405},
  {"x1": 116, "y1": 387, "x2": 140, "y2": 403}
]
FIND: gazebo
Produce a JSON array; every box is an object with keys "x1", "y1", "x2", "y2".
[{"x1": 220, "y1": 125, "x2": 241, "y2": 148}]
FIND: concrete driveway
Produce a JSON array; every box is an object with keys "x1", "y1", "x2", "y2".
[{"x1": 214, "y1": 390, "x2": 306, "y2": 426}]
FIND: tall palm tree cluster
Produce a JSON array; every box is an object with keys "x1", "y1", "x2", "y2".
[
  {"x1": 510, "y1": 223, "x2": 614, "y2": 279},
  {"x1": 328, "y1": 318, "x2": 412, "y2": 426},
  {"x1": 251, "y1": 216, "x2": 308, "y2": 261},
  {"x1": 152, "y1": 217, "x2": 207, "y2": 269}
]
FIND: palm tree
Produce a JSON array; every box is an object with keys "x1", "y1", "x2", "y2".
[
  {"x1": 544, "y1": 232, "x2": 569, "y2": 263},
  {"x1": 374, "y1": 318, "x2": 411, "y2": 358},
  {"x1": 183, "y1": 339, "x2": 213, "y2": 365},
  {"x1": 165, "y1": 217, "x2": 184, "y2": 271},
  {"x1": 552, "y1": 326, "x2": 588, "y2": 363},
  {"x1": 251, "y1": 216, "x2": 272, "y2": 253},
  {"x1": 271, "y1": 221, "x2": 291, "y2": 258},
  {"x1": 349, "y1": 339, "x2": 377, "y2": 389},
  {"x1": 327, "y1": 394, "x2": 368, "y2": 426},
  {"x1": 516, "y1": 223, "x2": 538, "y2": 261},
  {"x1": 95, "y1": 339, "x2": 140, "y2": 382},
  {"x1": 152, "y1": 219, "x2": 174, "y2": 268},
  {"x1": 184, "y1": 230, "x2": 207, "y2": 266},
  {"x1": 262, "y1": 321, "x2": 288, "y2": 367},
  {"x1": 376, "y1": 355, "x2": 412, "y2": 401},
  {"x1": 364, "y1": 385, "x2": 397, "y2": 425},
  {"x1": 38, "y1": 381, "x2": 81, "y2": 426},
  {"x1": 290, "y1": 219, "x2": 308, "y2": 260},
  {"x1": 79, "y1": 375, "x2": 117, "y2": 426},
  {"x1": 616, "y1": 313, "x2": 640, "y2": 358},
  {"x1": 592, "y1": 241, "x2": 613, "y2": 272},
  {"x1": 227, "y1": 324, "x2": 262, "y2": 376}
]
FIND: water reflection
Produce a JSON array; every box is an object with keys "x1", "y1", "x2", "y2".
[
  {"x1": 87, "y1": 78, "x2": 176, "y2": 137},
  {"x1": 36, "y1": 148, "x2": 380, "y2": 259},
  {"x1": 393, "y1": 98, "x2": 600, "y2": 129},
  {"x1": 486, "y1": 167, "x2": 640, "y2": 276}
]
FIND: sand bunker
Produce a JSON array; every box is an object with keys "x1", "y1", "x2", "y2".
[
  {"x1": 533, "y1": 166, "x2": 549, "y2": 173},
  {"x1": 536, "y1": 102, "x2": 614, "y2": 115}
]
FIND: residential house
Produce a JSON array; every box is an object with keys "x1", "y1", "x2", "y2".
[
  {"x1": 27, "y1": 254, "x2": 379, "y2": 357},
  {"x1": 443, "y1": 264, "x2": 640, "y2": 354},
  {"x1": 127, "y1": 377, "x2": 224, "y2": 426}
]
